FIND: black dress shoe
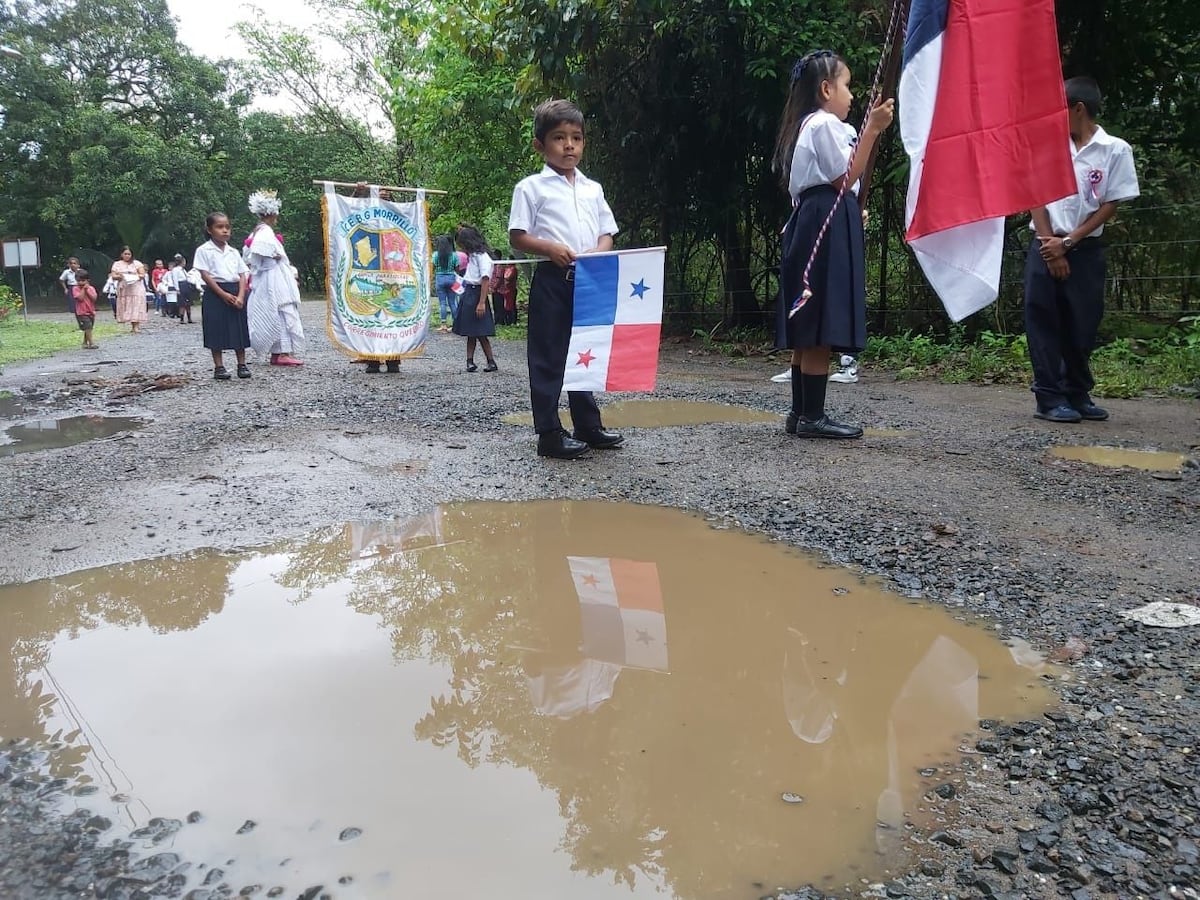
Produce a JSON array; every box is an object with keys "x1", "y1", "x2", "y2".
[
  {"x1": 537, "y1": 430, "x2": 590, "y2": 459},
  {"x1": 785, "y1": 410, "x2": 799, "y2": 434},
  {"x1": 793, "y1": 416, "x2": 863, "y2": 439},
  {"x1": 386, "y1": 360, "x2": 400, "y2": 374},
  {"x1": 573, "y1": 428, "x2": 624, "y2": 449},
  {"x1": 365, "y1": 361, "x2": 381, "y2": 374},
  {"x1": 213, "y1": 366, "x2": 231, "y2": 381},
  {"x1": 1073, "y1": 402, "x2": 1109, "y2": 421},
  {"x1": 1034, "y1": 404, "x2": 1082, "y2": 423},
  {"x1": 236, "y1": 364, "x2": 252, "y2": 379}
]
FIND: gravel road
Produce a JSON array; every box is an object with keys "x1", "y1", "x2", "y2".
[{"x1": 1, "y1": 304, "x2": 1198, "y2": 899}]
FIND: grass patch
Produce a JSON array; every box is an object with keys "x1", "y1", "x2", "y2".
[
  {"x1": 0, "y1": 320, "x2": 123, "y2": 366},
  {"x1": 862, "y1": 318, "x2": 1200, "y2": 398}
]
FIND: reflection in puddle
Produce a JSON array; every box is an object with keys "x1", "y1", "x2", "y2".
[
  {"x1": 1051, "y1": 445, "x2": 1187, "y2": 472},
  {"x1": 0, "y1": 393, "x2": 30, "y2": 419},
  {"x1": 0, "y1": 503, "x2": 1053, "y2": 899},
  {"x1": 0, "y1": 415, "x2": 146, "y2": 456},
  {"x1": 502, "y1": 400, "x2": 778, "y2": 428},
  {"x1": 862, "y1": 427, "x2": 914, "y2": 439}
]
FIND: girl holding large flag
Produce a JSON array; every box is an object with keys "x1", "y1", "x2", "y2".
[
  {"x1": 245, "y1": 190, "x2": 305, "y2": 367},
  {"x1": 772, "y1": 51, "x2": 893, "y2": 439}
]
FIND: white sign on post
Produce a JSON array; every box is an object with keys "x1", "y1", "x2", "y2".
[
  {"x1": 2, "y1": 238, "x2": 39, "y2": 269},
  {"x1": 2, "y1": 237, "x2": 40, "y2": 324}
]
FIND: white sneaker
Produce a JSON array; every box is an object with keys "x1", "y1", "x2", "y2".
[
  {"x1": 770, "y1": 368, "x2": 792, "y2": 383},
  {"x1": 829, "y1": 365, "x2": 858, "y2": 384}
]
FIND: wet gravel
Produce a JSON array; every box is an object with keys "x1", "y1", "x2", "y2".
[{"x1": 1, "y1": 306, "x2": 1199, "y2": 899}]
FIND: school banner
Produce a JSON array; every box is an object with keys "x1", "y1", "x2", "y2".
[
  {"x1": 322, "y1": 184, "x2": 431, "y2": 359},
  {"x1": 562, "y1": 247, "x2": 666, "y2": 392}
]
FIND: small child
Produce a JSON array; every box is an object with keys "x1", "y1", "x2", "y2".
[
  {"x1": 72, "y1": 269, "x2": 99, "y2": 350},
  {"x1": 102, "y1": 275, "x2": 118, "y2": 318},
  {"x1": 194, "y1": 212, "x2": 251, "y2": 380},
  {"x1": 451, "y1": 224, "x2": 498, "y2": 372},
  {"x1": 161, "y1": 258, "x2": 181, "y2": 319},
  {"x1": 772, "y1": 50, "x2": 893, "y2": 438},
  {"x1": 509, "y1": 99, "x2": 623, "y2": 459},
  {"x1": 177, "y1": 258, "x2": 199, "y2": 324}
]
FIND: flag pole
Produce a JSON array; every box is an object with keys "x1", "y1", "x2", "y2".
[
  {"x1": 857, "y1": 0, "x2": 912, "y2": 207},
  {"x1": 490, "y1": 246, "x2": 668, "y2": 266}
]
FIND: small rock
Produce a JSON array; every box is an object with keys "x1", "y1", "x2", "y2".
[
  {"x1": 338, "y1": 827, "x2": 363, "y2": 842},
  {"x1": 934, "y1": 783, "x2": 957, "y2": 800},
  {"x1": 236, "y1": 820, "x2": 257, "y2": 835},
  {"x1": 919, "y1": 860, "x2": 945, "y2": 877}
]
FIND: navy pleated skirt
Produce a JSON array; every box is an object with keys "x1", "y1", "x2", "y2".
[
  {"x1": 452, "y1": 283, "x2": 495, "y2": 337},
  {"x1": 201, "y1": 280, "x2": 250, "y2": 351},
  {"x1": 776, "y1": 185, "x2": 866, "y2": 354}
]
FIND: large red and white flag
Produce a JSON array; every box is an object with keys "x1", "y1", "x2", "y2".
[{"x1": 900, "y1": 0, "x2": 1076, "y2": 321}]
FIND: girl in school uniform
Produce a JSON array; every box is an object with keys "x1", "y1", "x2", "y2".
[
  {"x1": 194, "y1": 212, "x2": 251, "y2": 381},
  {"x1": 772, "y1": 50, "x2": 893, "y2": 438},
  {"x1": 451, "y1": 225, "x2": 498, "y2": 372}
]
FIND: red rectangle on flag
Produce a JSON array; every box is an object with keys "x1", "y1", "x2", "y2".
[
  {"x1": 606, "y1": 324, "x2": 660, "y2": 391},
  {"x1": 609, "y1": 559, "x2": 663, "y2": 613}
]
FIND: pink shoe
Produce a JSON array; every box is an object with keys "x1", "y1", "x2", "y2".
[{"x1": 277, "y1": 355, "x2": 303, "y2": 366}]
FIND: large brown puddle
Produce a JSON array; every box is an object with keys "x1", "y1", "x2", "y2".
[
  {"x1": 503, "y1": 400, "x2": 779, "y2": 428},
  {"x1": 0, "y1": 502, "x2": 1053, "y2": 898},
  {"x1": 0, "y1": 414, "x2": 146, "y2": 456},
  {"x1": 1050, "y1": 445, "x2": 1187, "y2": 472}
]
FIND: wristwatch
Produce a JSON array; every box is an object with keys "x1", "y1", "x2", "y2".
[{"x1": 1062, "y1": 236, "x2": 1075, "y2": 251}]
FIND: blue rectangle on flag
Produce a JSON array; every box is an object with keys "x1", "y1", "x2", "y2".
[{"x1": 573, "y1": 255, "x2": 620, "y2": 326}]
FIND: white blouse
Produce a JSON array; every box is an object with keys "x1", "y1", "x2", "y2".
[
  {"x1": 464, "y1": 252, "x2": 494, "y2": 286},
  {"x1": 194, "y1": 240, "x2": 249, "y2": 281},
  {"x1": 789, "y1": 110, "x2": 860, "y2": 200}
]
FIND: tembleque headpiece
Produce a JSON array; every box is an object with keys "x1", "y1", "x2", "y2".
[{"x1": 248, "y1": 189, "x2": 282, "y2": 217}]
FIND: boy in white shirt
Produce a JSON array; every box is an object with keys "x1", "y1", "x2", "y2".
[
  {"x1": 1025, "y1": 77, "x2": 1139, "y2": 423},
  {"x1": 509, "y1": 99, "x2": 623, "y2": 460}
]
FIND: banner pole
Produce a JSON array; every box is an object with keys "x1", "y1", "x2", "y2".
[{"x1": 312, "y1": 179, "x2": 448, "y2": 196}]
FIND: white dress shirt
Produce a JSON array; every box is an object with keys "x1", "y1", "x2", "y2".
[
  {"x1": 464, "y1": 252, "x2": 494, "y2": 286},
  {"x1": 193, "y1": 240, "x2": 249, "y2": 281},
  {"x1": 509, "y1": 166, "x2": 619, "y2": 254},
  {"x1": 789, "y1": 110, "x2": 860, "y2": 200},
  {"x1": 1043, "y1": 126, "x2": 1140, "y2": 237}
]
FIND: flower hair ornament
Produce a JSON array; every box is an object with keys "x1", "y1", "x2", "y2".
[{"x1": 248, "y1": 189, "x2": 282, "y2": 217}]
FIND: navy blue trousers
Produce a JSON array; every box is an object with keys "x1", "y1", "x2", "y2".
[
  {"x1": 526, "y1": 263, "x2": 602, "y2": 435},
  {"x1": 1023, "y1": 239, "x2": 1106, "y2": 410}
]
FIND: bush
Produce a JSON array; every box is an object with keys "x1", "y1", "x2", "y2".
[{"x1": 0, "y1": 285, "x2": 22, "y2": 322}]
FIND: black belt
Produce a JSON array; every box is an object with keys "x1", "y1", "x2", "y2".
[{"x1": 536, "y1": 261, "x2": 575, "y2": 282}]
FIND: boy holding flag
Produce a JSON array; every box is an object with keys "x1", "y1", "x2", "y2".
[{"x1": 509, "y1": 99, "x2": 625, "y2": 460}]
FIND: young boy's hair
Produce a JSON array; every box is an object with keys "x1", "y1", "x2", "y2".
[
  {"x1": 75, "y1": 268, "x2": 90, "y2": 282},
  {"x1": 1065, "y1": 76, "x2": 1102, "y2": 118},
  {"x1": 533, "y1": 99, "x2": 585, "y2": 143}
]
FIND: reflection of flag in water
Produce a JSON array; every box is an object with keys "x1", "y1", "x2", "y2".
[
  {"x1": 568, "y1": 557, "x2": 667, "y2": 671},
  {"x1": 899, "y1": 0, "x2": 1075, "y2": 321},
  {"x1": 526, "y1": 659, "x2": 623, "y2": 719},
  {"x1": 563, "y1": 248, "x2": 666, "y2": 393},
  {"x1": 348, "y1": 508, "x2": 445, "y2": 559}
]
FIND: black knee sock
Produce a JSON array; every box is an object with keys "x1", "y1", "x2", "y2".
[
  {"x1": 801, "y1": 373, "x2": 827, "y2": 421},
  {"x1": 789, "y1": 366, "x2": 804, "y2": 413}
]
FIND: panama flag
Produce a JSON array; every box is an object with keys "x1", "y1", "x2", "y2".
[
  {"x1": 899, "y1": 0, "x2": 1076, "y2": 322},
  {"x1": 563, "y1": 247, "x2": 666, "y2": 392},
  {"x1": 568, "y1": 556, "x2": 668, "y2": 672}
]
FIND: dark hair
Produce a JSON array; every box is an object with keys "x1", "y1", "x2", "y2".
[
  {"x1": 75, "y1": 268, "x2": 90, "y2": 281},
  {"x1": 455, "y1": 224, "x2": 489, "y2": 255},
  {"x1": 67, "y1": 256, "x2": 79, "y2": 265},
  {"x1": 771, "y1": 51, "x2": 847, "y2": 188},
  {"x1": 533, "y1": 99, "x2": 585, "y2": 143},
  {"x1": 433, "y1": 234, "x2": 455, "y2": 270},
  {"x1": 119, "y1": 245, "x2": 133, "y2": 257},
  {"x1": 205, "y1": 212, "x2": 229, "y2": 232},
  {"x1": 1065, "y1": 76, "x2": 1102, "y2": 118}
]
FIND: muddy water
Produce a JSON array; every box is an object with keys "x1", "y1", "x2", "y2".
[
  {"x1": 0, "y1": 502, "x2": 1053, "y2": 899},
  {"x1": 0, "y1": 415, "x2": 146, "y2": 456},
  {"x1": 503, "y1": 399, "x2": 779, "y2": 428},
  {"x1": 1051, "y1": 445, "x2": 1187, "y2": 472},
  {"x1": 0, "y1": 393, "x2": 29, "y2": 419}
]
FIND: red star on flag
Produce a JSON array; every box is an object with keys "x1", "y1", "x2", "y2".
[
  {"x1": 582, "y1": 574, "x2": 599, "y2": 587},
  {"x1": 576, "y1": 348, "x2": 597, "y2": 368}
]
